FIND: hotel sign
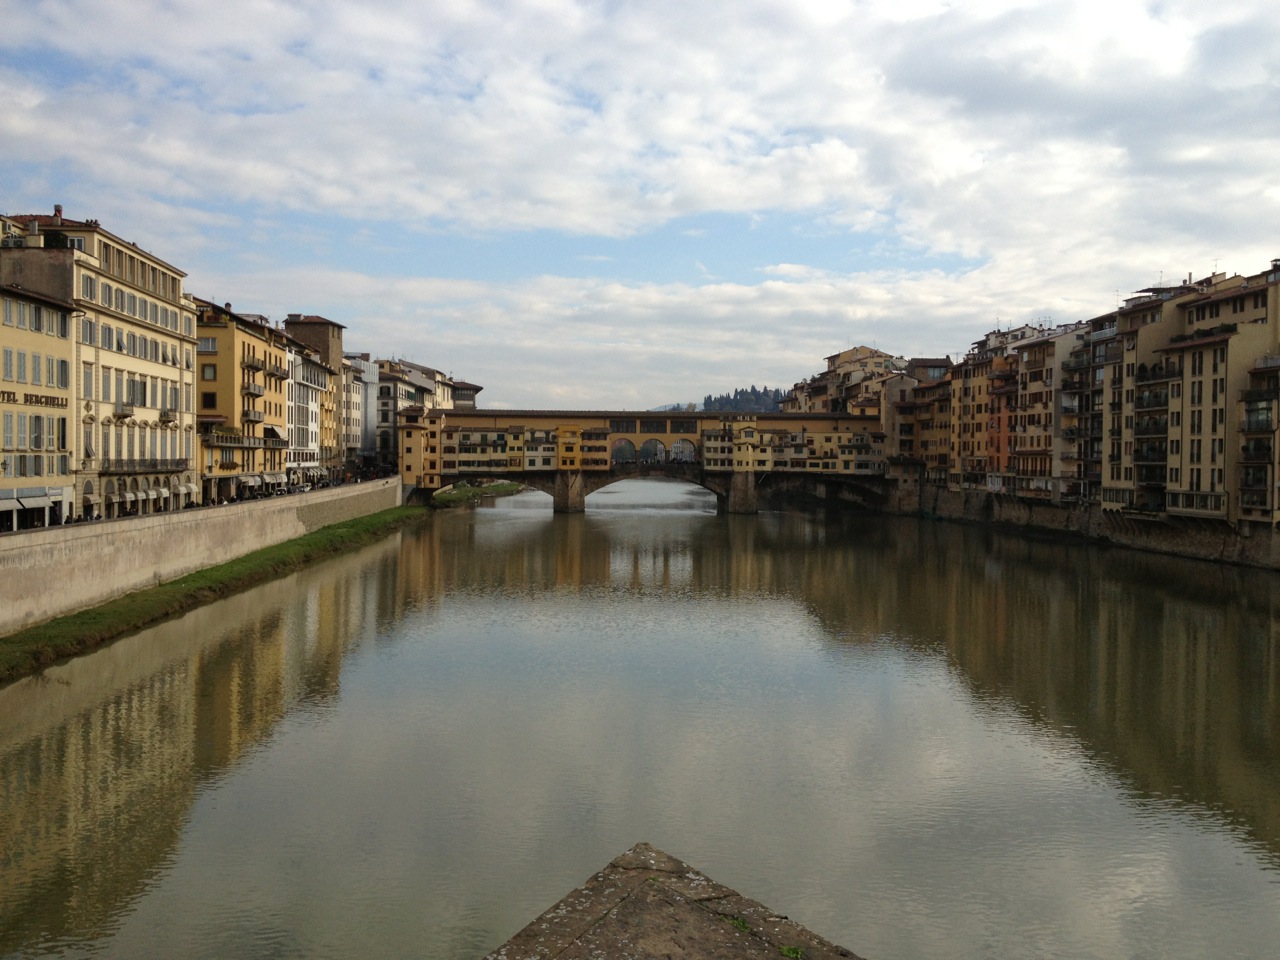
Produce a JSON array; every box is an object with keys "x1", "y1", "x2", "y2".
[{"x1": 0, "y1": 391, "x2": 69, "y2": 408}]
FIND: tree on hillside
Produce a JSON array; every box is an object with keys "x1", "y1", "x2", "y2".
[{"x1": 701, "y1": 385, "x2": 785, "y2": 412}]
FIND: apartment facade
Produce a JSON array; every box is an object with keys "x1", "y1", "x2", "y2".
[
  {"x1": 194, "y1": 300, "x2": 290, "y2": 502},
  {"x1": 0, "y1": 285, "x2": 75, "y2": 530},
  {"x1": 1, "y1": 206, "x2": 200, "y2": 519}
]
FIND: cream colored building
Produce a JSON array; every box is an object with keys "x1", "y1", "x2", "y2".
[
  {"x1": 0, "y1": 284, "x2": 76, "y2": 529},
  {"x1": 1, "y1": 206, "x2": 199, "y2": 519}
]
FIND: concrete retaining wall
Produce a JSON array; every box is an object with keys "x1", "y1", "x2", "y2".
[{"x1": 0, "y1": 478, "x2": 402, "y2": 635}]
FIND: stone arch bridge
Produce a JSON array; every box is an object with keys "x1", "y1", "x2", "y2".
[{"x1": 399, "y1": 408, "x2": 898, "y2": 513}]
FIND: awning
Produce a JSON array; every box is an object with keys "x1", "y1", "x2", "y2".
[
  {"x1": 157, "y1": 488, "x2": 171, "y2": 499},
  {"x1": 18, "y1": 496, "x2": 54, "y2": 509},
  {"x1": 145, "y1": 489, "x2": 159, "y2": 500},
  {"x1": 266, "y1": 473, "x2": 287, "y2": 483},
  {"x1": 240, "y1": 475, "x2": 262, "y2": 486},
  {"x1": 122, "y1": 491, "x2": 137, "y2": 502},
  {"x1": 263, "y1": 426, "x2": 283, "y2": 440},
  {"x1": 105, "y1": 494, "x2": 120, "y2": 505},
  {"x1": 183, "y1": 483, "x2": 199, "y2": 495}
]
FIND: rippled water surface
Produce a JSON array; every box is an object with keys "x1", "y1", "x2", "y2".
[{"x1": 2, "y1": 480, "x2": 1279, "y2": 959}]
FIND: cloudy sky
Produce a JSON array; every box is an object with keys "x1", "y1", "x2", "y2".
[{"x1": 5, "y1": 0, "x2": 1280, "y2": 408}]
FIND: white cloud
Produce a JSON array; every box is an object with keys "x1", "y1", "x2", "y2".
[{"x1": 4, "y1": 0, "x2": 1280, "y2": 405}]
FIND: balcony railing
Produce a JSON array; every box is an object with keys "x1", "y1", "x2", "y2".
[
  {"x1": 1135, "y1": 392, "x2": 1169, "y2": 410},
  {"x1": 267, "y1": 363, "x2": 289, "y2": 379},
  {"x1": 241, "y1": 356, "x2": 265, "y2": 371},
  {"x1": 1135, "y1": 419, "x2": 1168, "y2": 437},
  {"x1": 242, "y1": 409, "x2": 265, "y2": 423},
  {"x1": 1242, "y1": 416, "x2": 1276, "y2": 432},
  {"x1": 1241, "y1": 387, "x2": 1280, "y2": 402},
  {"x1": 1136, "y1": 363, "x2": 1183, "y2": 383},
  {"x1": 113, "y1": 401, "x2": 135, "y2": 417},
  {"x1": 1133, "y1": 446, "x2": 1167, "y2": 464},
  {"x1": 1241, "y1": 445, "x2": 1274, "y2": 463},
  {"x1": 99, "y1": 458, "x2": 189, "y2": 474},
  {"x1": 241, "y1": 382, "x2": 265, "y2": 397},
  {"x1": 159, "y1": 408, "x2": 177, "y2": 423},
  {"x1": 1062, "y1": 356, "x2": 1091, "y2": 371}
]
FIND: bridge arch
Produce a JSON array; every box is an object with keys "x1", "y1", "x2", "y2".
[
  {"x1": 670, "y1": 438, "x2": 696, "y2": 463},
  {"x1": 638, "y1": 438, "x2": 667, "y2": 463},
  {"x1": 611, "y1": 438, "x2": 637, "y2": 463}
]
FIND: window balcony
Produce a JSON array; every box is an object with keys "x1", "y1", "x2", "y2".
[
  {"x1": 159, "y1": 408, "x2": 178, "y2": 423},
  {"x1": 1241, "y1": 416, "x2": 1275, "y2": 433},
  {"x1": 241, "y1": 382, "x2": 265, "y2": 397},
  {"x1": 242, "y1": 409, "x2": 265, "y2": 423},
  {"x1": 113, "y1": 400, "x2": 135, "y2": 417},
  {"x1": 241, "y1": 356, "x2": 265, "y2": 371}
]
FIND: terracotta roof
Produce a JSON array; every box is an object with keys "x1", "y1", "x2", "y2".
[{"x1": 8, "y1": 213, "x2": 98, "y2": 230}]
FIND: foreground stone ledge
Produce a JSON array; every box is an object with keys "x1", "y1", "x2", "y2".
[{"x1": 484, "y1": 842, "x2": 865, "y2": 960}]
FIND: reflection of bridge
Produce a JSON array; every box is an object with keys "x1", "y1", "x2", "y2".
[{"x1": 398, "y1": 409, "x2": 898, "y2": 512}]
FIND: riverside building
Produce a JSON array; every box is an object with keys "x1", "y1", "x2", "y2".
[
  {"x1": 193, "y1": 300, "x2": 290, "y2": 502},
  {"x1": 1, "y1": 206, "x2": 200, "y2": 520}
]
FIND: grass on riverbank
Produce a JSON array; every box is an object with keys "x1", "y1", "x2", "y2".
[
  {"x1": 0, "y1": 505, "x2": 431, "y2": 686},
  {"x1": 429, "y1": 480, "x2": 524, "y2": 507}
]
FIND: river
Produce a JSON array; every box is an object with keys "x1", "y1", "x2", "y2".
[{"x1": 1, "y1": 479, "x2": 1278, "y2": 960}]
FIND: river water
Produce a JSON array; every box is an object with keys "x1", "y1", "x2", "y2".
[{"x1": 1, "y1": 480, "x2": 1278, "y2": 960}]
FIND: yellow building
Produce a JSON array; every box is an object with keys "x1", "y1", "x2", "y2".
[
  {"x1": 193, "y1": 300, "x2": 290, "y2": 501},
  {"x1": 1, "y1": 206, "x2": 200, "y2": 519},
  {"x1": 0, "y1": 284, "x2": 76, "y2": 529},
  {"x1": 1162, "y1": 266, "x2": 1280, "y2": 524}
]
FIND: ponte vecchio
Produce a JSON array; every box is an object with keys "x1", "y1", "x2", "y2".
[{"x1": 398, "y1": 408, "x2": 896, "y2": 513}]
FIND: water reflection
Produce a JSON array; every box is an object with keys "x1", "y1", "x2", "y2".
[{"x1": 0, "y1": 481, "x2": 1277, "y2": 960}]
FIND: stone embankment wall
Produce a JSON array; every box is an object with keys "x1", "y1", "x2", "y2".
[
  {"x1": 904, "y1": 483, "x2": 1280, "y2": 569},
  {"x1": 0, "y1": 478, "x2": 402, "y2": 636}
]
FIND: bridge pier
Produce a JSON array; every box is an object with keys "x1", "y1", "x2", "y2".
[
  {"x1": 725, "y1": 471, "x2": 758, "y2": 514},
  {"x1": 553, "y1": 471, "x2": 586, "y2": 513}
]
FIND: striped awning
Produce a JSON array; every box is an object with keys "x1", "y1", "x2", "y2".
[{"x1": 18, "y1": 496, "x2": 54, "y2": 509}]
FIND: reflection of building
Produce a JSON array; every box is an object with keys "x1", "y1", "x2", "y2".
[
  {"x1": 0, "y1": 549, "x2": 387, "y2": 952},
  {"x1": 1, "y1": 206, "x2": 200, "y2": 519}
]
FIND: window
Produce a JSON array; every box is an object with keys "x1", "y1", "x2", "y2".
[
  {"x1": 16, "y1": 351, "x2": 27, "y2": 383},
  {"x1": 2, "y1": 348, "x2": 11, "y2": 381},
  {"x1": 31, "y1": 353, "x2": 41, "y2": 385},
  {"x1": 82, "y1": 275, "x2": 96, "y2": 300},
  {"x1": 201, "y1": 363, "x2": 216, "y2": 381},
  {"x1": 201, "y1": 392, "x2": 217, "y2": 409},
  {"x1": 84, "y1": 364, "x2": 94, "y2": 399},
  {"x1": 1, "y1": 298, "x2": 10, "y2": 326}
]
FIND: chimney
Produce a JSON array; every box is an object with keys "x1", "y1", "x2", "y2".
[
  {"x1": 25, "y1": 219, "x2": 43, "y2": 248},
  {"x1": 53, "y1": 204, "x2": 62, "y2": 225},
  {"x1": 224, "y1": 302, "x2": 232, "y2": 312},
  {"x1": 1271, "y1": 259, "x2": 1280, "y2": 272}
]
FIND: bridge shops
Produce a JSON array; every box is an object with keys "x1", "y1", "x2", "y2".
[{"x1": 396, "y1": 408, "x2": 894, "y2": 513}]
